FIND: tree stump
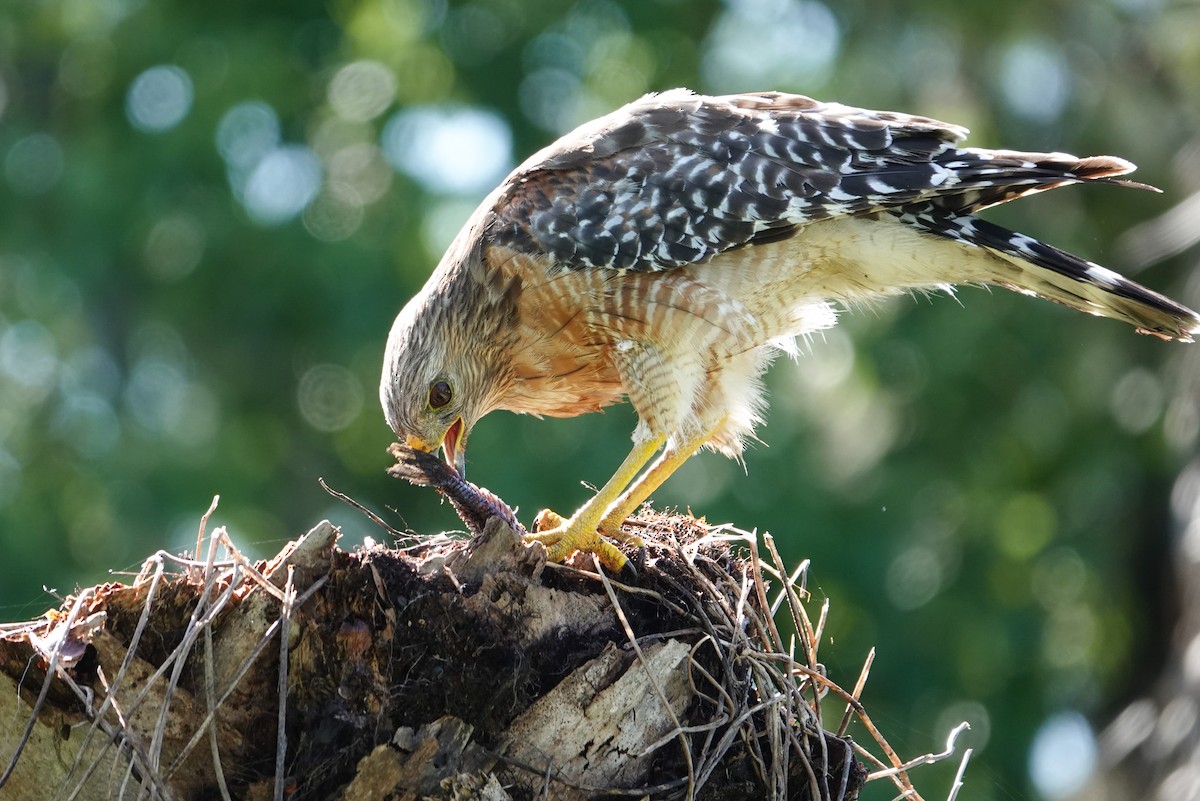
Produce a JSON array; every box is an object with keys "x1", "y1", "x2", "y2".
[{"x1": 0, "y1": 506, "x2": 947, "y2": 800}]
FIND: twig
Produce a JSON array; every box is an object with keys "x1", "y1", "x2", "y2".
[
  {"x1": 205, "y1": 598, "x2": 235, "y2": 801},
  {"x1": 541, "y1": 560, "x2": 689, "y2": 612},
  {"x1": 216, "y1": 528, "x2": 288, "y2": 602},
  {"x1": 319, "y1": 477, "x2": 407, "y2": 541},
  {"x1": 769, "y1": 558, "x2": 810, "y2": 618},
  {"x1": 784, "y1": 659, "x2": 921, "y2": 799},
  {"x1": 150, "y1": 531, "x2": 247, "y2": 785},
  {"x1": 191, "y1": 495, "x2": 221, "y2": 584},
  {"x1": 274, "y1": 567, "x2": 297, "y2": 801},
  {"x1": 868, "y1": 722, "x2": 972, "y2": 781},
  {"x1": 128, "y1": 546, "x2": 238, "y2": 589},
  {"x1": 946, "y1": 746, "x2": 973, "y2": 801},
  {"x1": 764, "y1": 534, "x2": 821, "y2": 701},
  {"x1": 837, "y1": 648, "x2": 875, "y2": 737},
  {"x1": 812, "y1": 599, "x2": 830, "y2": 664},
  {"x1": 199, "y1": 526, "x2": 238, "y2": 801}
]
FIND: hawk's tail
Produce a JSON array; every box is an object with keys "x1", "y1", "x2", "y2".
[
  {"x1": 904, "y1": 211, "x2": 1200, "y2": 342},
  {"x1": 932, "y1": 151, "x2": 1154, "y2": 215}
]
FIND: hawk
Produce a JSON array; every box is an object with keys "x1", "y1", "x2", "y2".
[{"x1": 381, "y1": 89, "x2": 1199, "y2": 571}]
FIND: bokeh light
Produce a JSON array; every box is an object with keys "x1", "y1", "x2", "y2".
[
  {"x1": 1029, "y1": 710, "x2": 1097, "y2": 799},
  {"x1": 120, "y1": 321, "x2": 217, "y2": 448},
  {"x1": 5, "y1": 134, "x2": 64, "y2": 195},
  {"x1": 1041, "y1": 602, "x2": 1097, "y2": 670},
  {"x1": 702, "y1": 0, "x2": 840, "y2": 92},
  {"x1": 329, "y1": 60, "x2": 397, "y2": 122},
  {"x1": 303, "y1": 183, "x2": 365, "y2": 242},
  {"x1": 994, "y1": 493, "x2": 1056, "y2": 561},
  {"x1": 1109, "y1": 366, "x2": 1164, "y2": 434},
  {"x1": 53, "y1": 392, "x2": 121, "y2": 459},
  {"x1": 215, "y1": 100, "x2": 304, "y2": 223},
  {"x1": 1030, "y1": 547, "x2": 1089, "y2": 611},
  {"x1": 886, "y1": 543, "x2": 944, "y2": 610},
  {"x1": 420, "y1": 197, "x2": 479, "y2": 256},
  {"x1": 0, "y1": 447, "x2": 18, "y2": 508},
  {"x1": 216, "y1": 101, "x2": 282, "y2": 172},
  {"x1": 242, "y1": 145, "x2": 323, "y2": 226},
  {"x1": 56, "y1": 346, "x2": 123, "y2": 462},
  {"x1": 439, "y1": 2, "x2": 517, "y2": 67},
  {"x1": 59, "y1": 345, "x2": 121, "y2": 402},
  {"x1": 59, "y1": 0, "x2": 147, "y2": 39},
  {"x1": 997, "y1": 39, "x2": 1071, "y2": 123},
  {"x1": 124, "y1": 358, "x2": 186, "y2": 433},
  {"x1": 0, "y1": 320, "x2": 59, "y2": 394},
  {"x1": 519, "y1": 68, "x2": 588, "y2": 133},
  {"x1": 143, "y1": 213, "x2": 206, "y2": 281},
  {"x1": 1164, "y1": 390, "x2": 1200, "y2": 451},
  {"x1": 381, "y1": 105, "x2": 512, "y2": 194},
  {"x1": 215, "y1": 100, "x2": 325, "y2": 227},
  {"x1": 297, "y1": 363, "x2": 364, "y2": 432},
  {"x1": 125, "y1": 65, "x2": 194, "y2": 133},
  {"x1": 327, "y1": 142, "x2": 392, "y2": 204},
  {"x1": 515, "y1": 1, "x2": 644, "y2": 132}
]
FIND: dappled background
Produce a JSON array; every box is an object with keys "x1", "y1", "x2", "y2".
[{"x1": 3, "y1": 1, "x2": 1200, "y2": 799}]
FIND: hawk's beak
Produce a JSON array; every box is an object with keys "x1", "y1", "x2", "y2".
[
  {"x1": 442, "y1": 417, "x2": 466, "y2": 479},
  {"x1": 404, "y1": 417, "x2": 467, "y2": 479}
]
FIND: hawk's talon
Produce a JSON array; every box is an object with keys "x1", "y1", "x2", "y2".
[
  {"x1": 630, "y1": 543, "x2": 647, "y2": 577},
  {"x1": 524, "y1": 509, "x2": 631, "y2": 574},
  {"x1": 598, "y1": 517, "x2": 645, "y2": 548},
  {"x1": 531, "y1": 508, "x2": 567, "y2": 534}
]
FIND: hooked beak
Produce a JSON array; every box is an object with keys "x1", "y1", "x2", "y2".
[
  {"x1": 405, "y1": 417, "x2": 467, "y2": 478},
  {"x1": 442, "y1": 417, "x2": 466, "y2": 479}
]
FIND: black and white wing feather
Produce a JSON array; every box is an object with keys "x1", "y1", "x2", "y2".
[{"x1": 488, "y1": 88, "x2": 1199, "y2": 341}]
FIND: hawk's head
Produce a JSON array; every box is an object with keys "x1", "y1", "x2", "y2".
[
  {"x1": 380, "y1": 294, "x2": 470, "y2": 475},
  {"x1": 379, "y1": 233, "x2": 518, "y2": 479}
]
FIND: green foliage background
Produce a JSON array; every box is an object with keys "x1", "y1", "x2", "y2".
[{"x1": 2, "y1": 1, "x2": 1199, "y2": 798}]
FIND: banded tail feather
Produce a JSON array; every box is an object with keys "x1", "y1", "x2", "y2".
[{"x1": 901, "y1": 207, "x2": 1199, "y2": 342}]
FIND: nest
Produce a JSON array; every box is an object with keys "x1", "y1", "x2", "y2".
[{"x1": 0, "y1": 475, "x2": 971, "y2": 800}]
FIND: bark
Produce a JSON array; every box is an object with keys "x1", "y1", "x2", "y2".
[{"x1": 0, "y1": 511, "x2": 890, "y2": 801}]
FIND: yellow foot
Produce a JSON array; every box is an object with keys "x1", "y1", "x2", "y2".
[
  {"x1": 525, "y1": 509, "x2": 638, "y2": 575},
  {"x1": 598, "y1": 510, "x2": 647, "y2": 549}
]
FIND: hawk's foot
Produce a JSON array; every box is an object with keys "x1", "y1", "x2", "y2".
[{"x1": 526, "y1": 509, "x2": 639, "y2": 576}]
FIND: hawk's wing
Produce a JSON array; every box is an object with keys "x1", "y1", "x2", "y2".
[{"x1": 487, "y1": 89, "x2": 1136, "y2": 273}]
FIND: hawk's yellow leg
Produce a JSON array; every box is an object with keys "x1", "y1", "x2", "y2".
[
  {"x1": 526, "y1": 433, "x2": 666, "y2": 571},
  {"x1": 597, "y1": 421, "x2": 720, "y2": 537},
  {"x1": 528, "y1": 420, "x2": 723, "y2": 572}
]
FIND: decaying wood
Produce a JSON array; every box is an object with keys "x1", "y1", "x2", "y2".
[{"x1": 0, "y1": 496, "x2": 966, "y2": 800}]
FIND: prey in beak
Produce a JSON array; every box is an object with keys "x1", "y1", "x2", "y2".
[{"x1": 405, "y1": 417, "x2": 467, "y2": 479}]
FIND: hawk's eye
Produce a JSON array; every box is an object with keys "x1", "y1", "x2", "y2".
[{"x1": 428, "y1": 379, "x2": 453, "y2": 410}]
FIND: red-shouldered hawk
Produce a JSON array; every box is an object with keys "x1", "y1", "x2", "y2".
[{"x1": 381, "y1": 89, "x2": 1199, "y2": 572}]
